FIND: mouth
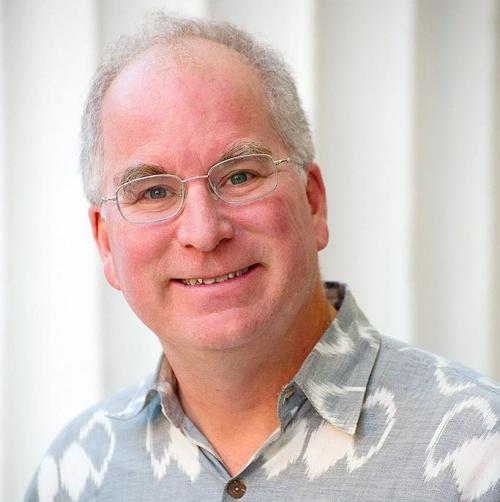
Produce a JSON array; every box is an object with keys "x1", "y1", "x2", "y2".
[{"x1": 176, "y1": 265, "x2": 255, "y2": 286}]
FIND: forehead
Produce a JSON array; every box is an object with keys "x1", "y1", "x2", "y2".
[
  {"x1": 100, "y1": 39, "x2": 279, "y2": 181},
  {"x1": 105, "y1": 38, "x2": 264, "y2": 107}
]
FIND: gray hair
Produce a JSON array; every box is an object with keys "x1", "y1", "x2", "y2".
[{"x1": 81, "y1": 12, "x2": 314, "y2": 204}]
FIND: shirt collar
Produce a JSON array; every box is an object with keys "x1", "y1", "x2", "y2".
[
  {"x1": 107, "y1": 350, "x2": 185, "y2": 426},
  {"x1": 106, "y1": 357, "x2": 162, "y2": 420},
  {"x1": 293, "y1": 282, "x2": 380, "y2": 435},
  {"x1": 108, "y1": 282, "x2": 380, "y2": 436}
]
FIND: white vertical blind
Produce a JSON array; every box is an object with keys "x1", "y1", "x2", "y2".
[
  {"x1": 0, "y1": 0, "x2": 6, "y2": 497},
  {"x1": 1, "y1": 1, "x2": 498, "y2": 499},
  {"x1": 413, "y1": 0, "x2": 498, "y2": 375},
  {"x1": 316, "y1": 0, "x2": 415, "y2": 343},
  {"x1": 495, "y1": 3, "x2": 500, "y2": 385},
  {"x1": 2, "y1": 1, "x2": 100, "y2": 499}
]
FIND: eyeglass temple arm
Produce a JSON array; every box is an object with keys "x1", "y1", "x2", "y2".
[{"x1": 274, "y1": 158, "x2": 290, "y2": 166}]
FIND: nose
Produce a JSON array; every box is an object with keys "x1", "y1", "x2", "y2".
[{"x1": 175, "y1": 181, "x2": 234, "y2": 252}]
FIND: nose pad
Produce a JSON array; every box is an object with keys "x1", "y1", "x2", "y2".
[{"x1": 206, "y1": 180, "x2": 220, "y2": 201}]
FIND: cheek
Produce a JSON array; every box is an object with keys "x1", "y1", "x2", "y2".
[
  {"x1": 254, "y1": 190, "x2": 318, "y2": 265},
  {"x1": 107, "y1": 222, "x2": 172, "y2": 286}
]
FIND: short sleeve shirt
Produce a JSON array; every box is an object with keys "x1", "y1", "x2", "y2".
[{"x1": 25, "y1": 283, "x2": 500, "y2": 501}]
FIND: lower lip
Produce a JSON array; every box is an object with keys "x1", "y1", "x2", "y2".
[{"x1": 172, "y1": 264, "x2": 259, "y2": 290}]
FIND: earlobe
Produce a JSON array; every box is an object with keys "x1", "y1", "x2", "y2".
[
  {"x1": 305, "y1": 163, "x2": 329, "y2": 251},
  {"x1": 88, "y1": 206, "x2": 121, "y2": 290}
]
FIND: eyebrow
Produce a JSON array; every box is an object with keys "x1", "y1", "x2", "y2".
[
  {"x1": 219, "y1": 141, "x2": 272, "y2": 160},
  {"x1": 114, "y1": 141, "x2": 274, "y2": 187},
  {"x1": 114, "y1": 164, "x2": 166, "y2": 188}
]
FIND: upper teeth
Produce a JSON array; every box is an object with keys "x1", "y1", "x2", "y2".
[{"x1": 181, "y1": 267, "x2": 249, "y2": 286}]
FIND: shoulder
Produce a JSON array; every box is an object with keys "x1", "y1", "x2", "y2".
[
  {"x1": 375, "y1": 334, "x2": 500, "y2": 404},
  {"x1": 50, "y1": 375, "x2": 152, "y2": 448},
  {"x1": 24, "y1": 376, "x2": 153, "y2": 502},
  {"x1": 367, "y1": 336, "x2": 500, "y2": 501}
]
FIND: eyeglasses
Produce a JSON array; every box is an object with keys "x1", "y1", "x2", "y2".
[{"x1": 101, "y1": 154, "x2": 290, "y2": 224}]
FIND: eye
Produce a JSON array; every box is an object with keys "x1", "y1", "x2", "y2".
[
  {"x1": 146, "y1": 186, "x2": 169, "y2": 199},
  {"x1": 133, "y1": 183, "x2": 178, "y2": 204},
  {"x1": 227, "y1": 171, "x2": 255, "y2": 185}
]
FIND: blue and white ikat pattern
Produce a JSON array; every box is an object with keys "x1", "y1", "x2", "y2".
[{"x1": 25, "y1": 283, "x2": 500, "y2": 501}]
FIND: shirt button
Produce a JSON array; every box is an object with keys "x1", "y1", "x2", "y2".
[
  {"x1": 226, "y1": 479, "x2": 247, "y2": 498},
  {"x1": 284, "y1": 386, "x2": 296, "y2": 401}
]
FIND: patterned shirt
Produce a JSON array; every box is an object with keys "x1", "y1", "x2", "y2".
[{"x1": 25, "y1": 283, "x2": 500, "y2": 501}]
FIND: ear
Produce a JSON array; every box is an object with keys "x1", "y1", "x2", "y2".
[
  {"x1": 88, "y1": 206, "x2": 121, "y2": 290},
  {"x1": 304, "y1": 163, "x2": 329, "y2": 251}
]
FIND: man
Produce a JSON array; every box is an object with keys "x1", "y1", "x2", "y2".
[{"x1": 25, "y1": 14, "x2": 499, "y2": 502}]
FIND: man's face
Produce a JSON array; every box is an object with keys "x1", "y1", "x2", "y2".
[{"x1": 91, "y1": 40, "x2": 329, "y2": 355}]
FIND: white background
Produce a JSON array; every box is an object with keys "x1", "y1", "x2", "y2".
[{"x1": 1, "y1": 1, "x2": 499, "y2": 499}]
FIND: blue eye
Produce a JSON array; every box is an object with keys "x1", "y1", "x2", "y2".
[
  {"x1": 147, "y1": 186, "x2": 168, "y2": 199},
  {"x1": 229, "y1": 172, "x2": 253, "y2": 185}
]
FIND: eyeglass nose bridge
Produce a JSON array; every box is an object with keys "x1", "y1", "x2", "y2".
[{"x1": 179, "y1": 173, "x2": 220, "y2": 201}]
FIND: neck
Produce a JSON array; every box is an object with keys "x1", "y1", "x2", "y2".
[{"x1": 159, "y1": 280, "x2": 335, "y2": 475}]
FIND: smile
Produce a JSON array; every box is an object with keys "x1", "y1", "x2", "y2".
[{"x1": 180, "y1": 266, "x2": 250, "y2": 286}]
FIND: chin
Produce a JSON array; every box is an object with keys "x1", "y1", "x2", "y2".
[{"x1": 165, "y1": 312, "x2": 269, "y2": 352}]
